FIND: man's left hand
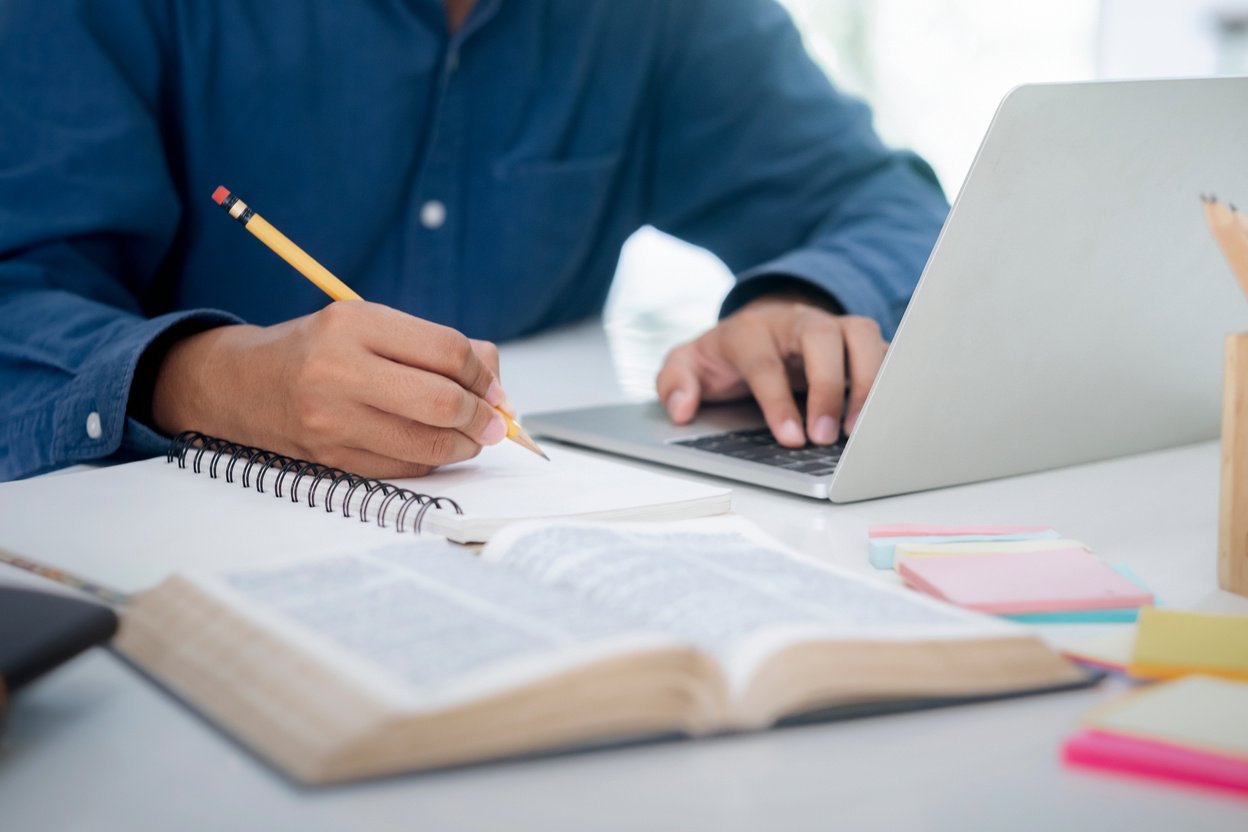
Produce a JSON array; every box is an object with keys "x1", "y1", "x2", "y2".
[{"x1": 656, "y1": 296, "x2": 887, "y2": 447}]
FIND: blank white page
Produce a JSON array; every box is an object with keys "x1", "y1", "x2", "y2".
[
  {"x1": 0, "y1": 442, "x2": 730, "y2": 593},
  {"x1": 0, "y1": 456, "x2": 402, "y2": 594}
]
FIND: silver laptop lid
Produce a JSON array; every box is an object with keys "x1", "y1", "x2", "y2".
[{"x1": 830, "y1": 77, "x2": 1248, "y2": 501}]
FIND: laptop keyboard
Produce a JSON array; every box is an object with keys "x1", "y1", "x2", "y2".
[{"x1": 672, "y1": 427, "x2": 845, "y2": 477}]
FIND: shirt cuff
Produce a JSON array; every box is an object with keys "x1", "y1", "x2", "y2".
[
  {"x1": 722, "y1": 248, "x2": 901, "y2": 338},
  {"x1": 718, "y1": 272, "x2": 846, "y2": 319},
  {"x1": 116, "y1": 415, "x2": 177, "y2": 460},
  {"x1": 51, "y1": 309, "x2": 242, "y2": 470}
]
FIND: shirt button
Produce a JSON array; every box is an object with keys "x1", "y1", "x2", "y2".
[
  {"x1": 420, "y1": 200, "x2": 447, "y2": 230},
  {"x1": 85, "y1": 411, "x2": 103, "y2": 440}
]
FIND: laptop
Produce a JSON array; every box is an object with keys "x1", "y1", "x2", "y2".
[{"x1": 525, "y1": 78, "x2": 1248, "y2": 501}]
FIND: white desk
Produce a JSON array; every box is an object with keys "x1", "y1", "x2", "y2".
[{"x1": 2, "y1": 320, "x2": 1246, "y2": 831}]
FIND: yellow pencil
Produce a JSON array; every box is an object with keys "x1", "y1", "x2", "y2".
[{"x1": 211, "y1": 186, "x2": 548, "y2": 460}]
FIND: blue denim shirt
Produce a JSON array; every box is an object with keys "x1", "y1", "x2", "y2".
[{"x1": 0, "y1": 0, "x2": 947, "y2": 480}]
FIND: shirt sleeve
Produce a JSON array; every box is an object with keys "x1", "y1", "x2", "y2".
[
  {"x1": 0, "y1": 1, "x2": 239, "y2": 480},
  {"x1": 646, "y1": 0, "x2": 949, "y2": 336}
]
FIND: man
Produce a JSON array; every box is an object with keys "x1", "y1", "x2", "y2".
[{"x1": 0, "y1": 0, "x2": 947, "y2": 481}]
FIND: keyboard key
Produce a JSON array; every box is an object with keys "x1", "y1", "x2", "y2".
[{"x1": 674, "y1": 429, "x2": 845, "y2": 477}]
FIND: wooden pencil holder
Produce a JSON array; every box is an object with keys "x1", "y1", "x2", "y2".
[{"x1": 1219, "y1": 332, "x2": 1248, "y2": 596}]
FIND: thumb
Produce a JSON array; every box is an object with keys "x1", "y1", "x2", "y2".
[{"x1": 656, "y1": 344, "x2": 703, "y2": 424}]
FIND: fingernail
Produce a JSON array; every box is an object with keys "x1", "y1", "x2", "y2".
[
  {"x1": 778, "y1": 419, "x2": 805, "y2": 446},
  {"x1": 845, "y1": 412, "x2": 859, "y2": 436},
  {"x1": 485, "y1": 380, "x2": 507, "y2": 408},
  {"x1": 480, "y1": 415, "x2": 507, "y2": 445},
  {"x1": 666, "y1": 389, "x2": 690, "y2": 419},
  {"x1": 811, "y1": 415, "x2": 839, "y2": 445},
  {"x1": 498, "y1": 398, "x2": 518, "y2": 419}
]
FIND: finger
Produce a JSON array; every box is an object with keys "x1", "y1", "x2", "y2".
[
  {"x1": 472, "y1": 339, "x2": 516, "y2": 418},
  {"x1": 470, "y1": 338, "x2": 500, "y2": 377},
  {"x1": 720, "y1": 324, "x2": 806, "y2": 447},
  {"x1": 841, "y1": 317, "x2": 886, "y2": 435},
  {"x1": 350, "y1": 361, "x2": 508, "y2": 446},
  {"x1": 798, "y1": 318, "x2": 846, "y2": 445},
  {"x1": 360, "y1": 304, "x2": 507, "y2": 407},
  {"x1": 345, "y1": 404, "x2": 484, "y2": 468},
  {"x1": 656, "y1": 343, "x2": 704, "y2": 424}
]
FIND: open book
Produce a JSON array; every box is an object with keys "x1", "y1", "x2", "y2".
[{"x1": 115, "y1": 517, "x2": 1089, "y2": 784}]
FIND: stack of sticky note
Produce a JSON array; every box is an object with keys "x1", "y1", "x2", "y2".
[
  {"x1": 867, "y1": 524, "x2": 1062, "y2": 569},
  {"x1": 1065, "y1": 608, "x2": 1248, "y2": 679},
  {"x1": 1125, "y1": 608, "x2": 1248, "y2": 681},
  {"x1": 1063, "y1": 627, "x2": 1137, "y2": 674},
  {"x1": 870, "y1": 524, "x2": 1155, "y2": 622},
  {"x1": 1062, "y1": 675, "x2": 1248, "y2": 795},
  {"x1": 1062, "y1": 610, "x2": 1248, "y2": 794}
]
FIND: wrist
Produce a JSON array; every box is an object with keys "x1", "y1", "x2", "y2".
[
  {"x1": 150, "y1": 324, "x2": 263, "y2": 439},
  {"x1": 729, "y1": 275, "x2": 846, "y2": 318}
]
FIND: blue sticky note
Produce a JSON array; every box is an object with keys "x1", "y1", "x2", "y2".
[
  {"x1": 1005, "y1": 607, "x2": 1142, "y2": 624},
  {"x1": 868, "y1": 530, "x2": 1062, "y2": 569}
]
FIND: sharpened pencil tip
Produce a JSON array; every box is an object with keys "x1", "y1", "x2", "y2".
[{"x1": 506, "y1": 422, "x2": 549, "y2": 460}]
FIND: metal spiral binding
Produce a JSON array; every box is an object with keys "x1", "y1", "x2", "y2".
[{"x1": 166, "y1": 431, "x2": 462, "y2": 532}]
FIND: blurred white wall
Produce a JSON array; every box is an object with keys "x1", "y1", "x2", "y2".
[
  {"x1": 1099, "y1": 0, "x2": 1248, "y2": 78},
  {"x1": 601, "y1": 0, "x2": 1248, "y2": 390}
]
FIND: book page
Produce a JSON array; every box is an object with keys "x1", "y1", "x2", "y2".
[
  {"x1": 482, "y1": 517, "x2": 1017, "y2": 692},
  {"x1": 196, "y1": 539, "x2": 679, "y2": 710}
]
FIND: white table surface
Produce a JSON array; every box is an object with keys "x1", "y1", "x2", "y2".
[{"x1": 2, "y1": 319, "x2": 1246, "y2": 831}]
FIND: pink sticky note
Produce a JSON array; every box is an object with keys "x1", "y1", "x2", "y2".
[
  {"x1": 868, "y1": 523, "x2": 1055, "y2": 539},
  {"x1": 1062, "y1": 729, "x2": 1248, "y2": 795},
  {"x1": 898, "y1": 548, "x2": 1153, "y2": 614}
]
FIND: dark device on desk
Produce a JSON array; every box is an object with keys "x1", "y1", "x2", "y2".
[{"x1": 0, "y1": 586, "x2": 118, "y2": 711}]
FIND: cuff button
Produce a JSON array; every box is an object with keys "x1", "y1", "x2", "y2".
[{"x1": 86, "y1": 411, "x2": 103, "y2": 440}]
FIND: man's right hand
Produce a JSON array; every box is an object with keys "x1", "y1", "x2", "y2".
[{"x1": 150, "y1": 301, "x2": 510, "y2": 478}]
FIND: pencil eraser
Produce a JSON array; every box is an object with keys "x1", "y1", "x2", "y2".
[{"x1": 211, "y1": 186, "x2": 230, "y2": 205}]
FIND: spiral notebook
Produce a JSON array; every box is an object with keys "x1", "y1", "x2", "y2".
[{"x1": 0, "y1": 432, "x2": 731, "y2": 596}]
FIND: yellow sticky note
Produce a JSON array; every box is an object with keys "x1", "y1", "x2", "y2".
[
  {"x1": 1084, "y1": 675, "x2": 1248, "y2": 761},
  {"x1": 1064, "y1": 627, "x2": 1137, "y2": 671},
  {"x1": 1128, "y1": 608, "x2": 1248, "y2": 681},
  {"x1": 891, "y1": 539, "x2": 1090, "y2": 572}
]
